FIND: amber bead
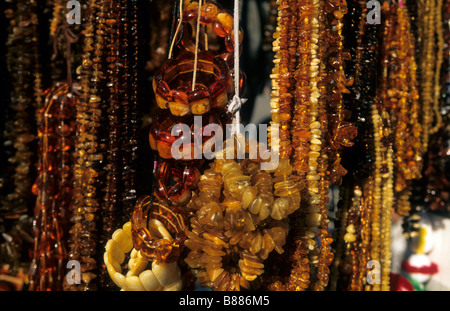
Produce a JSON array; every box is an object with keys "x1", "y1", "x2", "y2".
[{"x1": 212, "y1": 12, "x2": 234, "y2": 37}]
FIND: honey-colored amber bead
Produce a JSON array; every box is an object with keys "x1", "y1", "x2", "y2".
[
  {"x1": 200, "y1": 3, "x2": 219, "y2": 25},
  {"x1": 212, "y1": 12, "x2": 234, "y2": 37}
]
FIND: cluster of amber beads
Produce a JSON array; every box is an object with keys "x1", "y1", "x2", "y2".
[
  {"x1": 1, "y1": 0, "x2": 41, "y2": 221},
  {"x1": 66, "y1": 0, "x2": 100, "y2": 291},
  {"x1": 382, "y1": 4, "x2": 422, "y2": 200},
  {"x1": 152, "y1": 50, "x2": 233, "y2": 116},
  {"x1": 183, "y1": 146, "x2": 297, "y2": 291},
  {"x1": 180, "y1": 0, "x2": 243, "y2": 67},
  {"x1": 131, "y1": 196, "x2": 187, "y2": 264},
  {"x1": 29, "y1": 82, "x2": 79, "y2": 291},
  {"x1": 266, "y1": 0, "x2": 356, "y2": 292},
  {"x1": 132, "y1": 1, "x2": 242, "y2": 282}
]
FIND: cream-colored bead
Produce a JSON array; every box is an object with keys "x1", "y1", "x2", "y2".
[
  {"x1": 152, "y1": 262, "x2": 179, "y2": 286},
  {"x1": 164, "y1": 279, "x2": 183, "y2": 291},
  {"x1": 129, "y1": 256, "x2": 149, "y2": 276},
  {"x1": 105, "y1": 239, "x2": 126, "y2": 264},
  {"x1": 126, "y1": 276, "x2": 146, "y2": 291},
  {"x1": 112, "y1": 228, "x2": 133, "y2": 253},
  {"x1": 113, "y1": 272, "x2": 127, "y2": 289},
  {"x1": 139, "y1": 270, "x2": 163, "y2": 291}
]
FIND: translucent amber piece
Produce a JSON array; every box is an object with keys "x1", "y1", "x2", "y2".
[
  {"x1": 200, "y1": 3, "x2": 219, "y2": 25},
  {"x1": 212, "y1": 12, "x2": 234, "y2": 37}
]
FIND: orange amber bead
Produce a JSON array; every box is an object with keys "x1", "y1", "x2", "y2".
[
  {"x1": 212, "y1": 12, "x2": 234, "y2": 37},
  {"x1": 200, "y1": 3, "x2": 219, "y2": 25}
]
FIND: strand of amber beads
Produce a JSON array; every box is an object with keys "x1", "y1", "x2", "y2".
[
  {"x1": 419, "y1": 0, "x2": 436, "y2": 151},
  {"x1": 66, "y1": 0, "x2": 103, "y2": 290},
  {"x1": 287, "y1": 0, "x2": 315, "y2": 292},
  {"x1": 101, "y1": 0, "x2": 122, "y2": 247},
  {"x1": 390, "y1": 4, "x2": 423, "y2": 194},
  {"x1": 66, "y1": 0, "x2": 96, "y2": 291},
  {"x1": 380, "y1": 146, "x2": 394, "y2": 291},
  {"x1": 342, "y1": 186, "x2": 362, "y2": 291},
  {"x1": 29, "y1": 83, "x2": 78, "y2": 291},
  {"x1": 121, "y1": 0, "x2": 139, "y2": 224},
  {"x1": 369, "y1": 103, "x2": 382, "y2": 291},
  {"x1": 291, "y1": 0, "x2": 312, "y2": 178},
  {"x1": 2, "y1": 0, "x2": 40, "y2": 221},
  {"x1": 430, "y1": 0, "x2": 444, "y2": 135},
  {"x1": 324, "y1": 0, "x2": 356, "y2": 186},
  {"x1": 305, "y1": 2, "x2": 322, "y2": 272},
  {"x1": 359, "y1": 178, "x2": 374, "y2": 290},
  {"x1": 310, "y1": 0, "x2": 335, "y2": 291},
  {"x1": 268, "y1": 0, "x2": 294, "y2": 159}
]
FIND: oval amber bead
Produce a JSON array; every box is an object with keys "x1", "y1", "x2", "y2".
[
  {"x1": 200, "y1": 3, "x2": 218, "y2": 25},
  {"x1": 212, "y1": 12, "x2": 233, "y2": 37}
]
